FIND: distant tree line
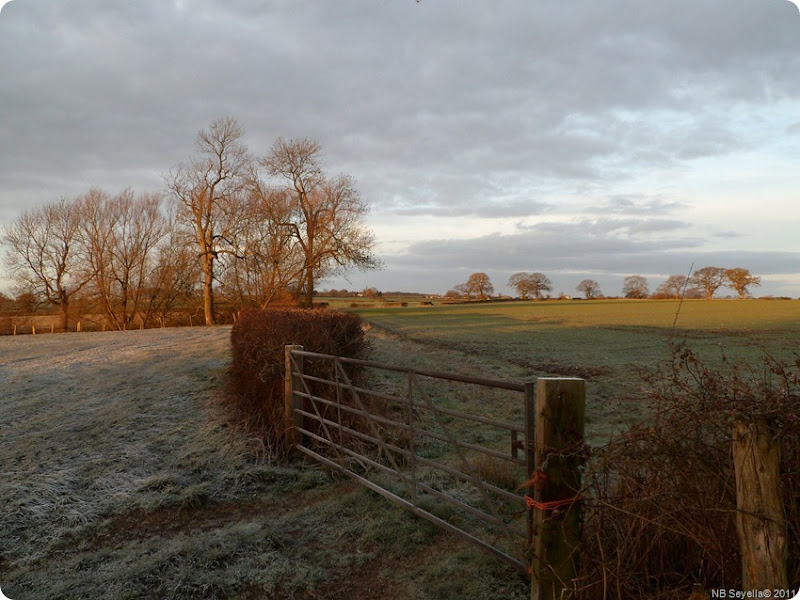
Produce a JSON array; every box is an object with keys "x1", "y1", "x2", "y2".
[
  {"x1": 447, "y1": 266, "x2": 763, "y2": 302},
  {"x1": 635, "y1": 267, "x2": 762, "y2": 300},
  {"x1": 1, "y1": 117, "x2": 379, "y2": 331}
]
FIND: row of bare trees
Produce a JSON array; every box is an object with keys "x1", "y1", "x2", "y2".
[
  {"x1": 2, "y1": 117, "x2": 380, "y2": 330},
  {"x1": 3, "y1": 190, "x2": 200, "y2": 331},
  {"x1": 166, "y1": 118, "x2": 379, "y2": 325},
  {"x1": 591, "y1": 267, "x2": 761, "y2": 300},
  {"x1": 448, "y1": 267, "x2": 763, "y2": 302},
  {"x1": 634, "y1": 267, "x2": 762, "y2": 299}
]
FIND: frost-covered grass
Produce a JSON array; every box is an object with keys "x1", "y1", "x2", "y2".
[{"x1": 0, "y1": 327, "x2": 528, "y2": 600}]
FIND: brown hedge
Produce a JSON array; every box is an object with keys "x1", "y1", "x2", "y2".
[
  {"x1": 576, "y1": 343, "x2": 800, "y2": 598},
  {"x1": 223, "y1": 307, "x2": 369, "y2": 457}
]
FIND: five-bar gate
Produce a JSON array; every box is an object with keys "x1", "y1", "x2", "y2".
[{"x1": 284, "y1": 344, "x2": 585, "y2": 593}]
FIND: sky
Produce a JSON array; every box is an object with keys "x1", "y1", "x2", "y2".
[{"x1": 1, "y1": 0, "x2": 800, "y2": 298}]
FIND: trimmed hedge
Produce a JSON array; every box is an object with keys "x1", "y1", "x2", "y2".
[{"x1": 224, "y1": 307, "x2": 369, "y2": 457}]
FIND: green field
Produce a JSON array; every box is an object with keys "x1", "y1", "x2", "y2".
[{"x1": 356, "y1": 299, "x2": 800, "y2": 440}]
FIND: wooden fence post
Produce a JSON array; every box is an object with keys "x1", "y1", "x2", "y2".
[
  {"x1": 284, "y1": 345, "x2": 304, "y2": 451},
  {"x1": 530, "y1": 377, "x2": 585, "y2": 600},
  {"x1": 733, "y1": 417, "x2": 787, "y2": 592}
]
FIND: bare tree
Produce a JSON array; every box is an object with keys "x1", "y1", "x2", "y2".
[
  {"x1": 622, "y1": 275, "x2": 649, "y2": 299},
  {"x1": 79, "y1": 188, "x2": 167, "y2": 329},
  {"x1": 166, "y1": 117, "x2": 250, "y2": 325},
  {"x1": 222, "y1": 183, "x2": 303, "y2": 309},
  {"x1": 690, "y1": 266, "x2": 726, "y2": 300},
  {"x1": 3, "y1": 197, "x2": 94, "y2": 331},
  {"x1": 508, "y1": 272, "x2": 552, "y2": 299},
  {"x1": 464, "y1": 272, "x2": 494, "y2": 300},
  {"x1": 453, "y1": 283, "x2": 472, "y2": 301},
  {"x1": 262, "y1": 137, "x2": 380, "y2": 307},
  {"x1": 724, "y1": 268, "x2": 761, "y2": 299},
  {"x1": 146, "y1": 225, "x2": 201, "y2": 325},
  {"x1": 576, "y1": 279, "x2": 601, "y2": 299},
  {"x1": 656, "y1": 274, "x2": 688, "y2": 299}
]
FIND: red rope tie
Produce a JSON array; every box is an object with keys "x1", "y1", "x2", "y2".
[{"x1": 524, "y1": 494, "x2": 581, "y2": 511}]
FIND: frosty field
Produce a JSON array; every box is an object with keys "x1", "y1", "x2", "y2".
[{"x1": 0, "y1": 326, "x2": 526, "y2": 600}]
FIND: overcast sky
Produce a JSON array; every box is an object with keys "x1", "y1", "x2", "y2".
[{"x1": 2, "y1": 0, "x2": 800, "y2": 298}]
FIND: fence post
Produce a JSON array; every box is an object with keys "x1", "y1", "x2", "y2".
[
  {"x1": 530, "y1": 377, "x2": 585, "y2": 600},
  {"x1": 733, "y1": 417, "x2": 787, "y2": 592},
  {"x1": 284, "y1": 344, "x2": 304, "y2": 451}
]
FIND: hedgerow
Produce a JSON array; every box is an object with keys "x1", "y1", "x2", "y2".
[
  {"x1": 223, "y1": 307, "x2": 369, "y2": 458},
  {"x1": 576, "y1": 343, "x2": 800, "y2": 598}
]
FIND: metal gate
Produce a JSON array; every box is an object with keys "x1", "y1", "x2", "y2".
[{"x1": 284, "y1": 344, "x2": 536, "y2": 574}]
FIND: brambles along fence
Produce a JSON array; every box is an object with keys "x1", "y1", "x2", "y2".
[{"x1": 284, "y1": 344, "x2": 586, "y2": 598}]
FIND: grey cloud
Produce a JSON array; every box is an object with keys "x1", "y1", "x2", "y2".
[
  {"x1": 594, "y1": 218, "x2": 689, "y2": 236},
  {"x1": 528, "y1": 217, "x2": 690, "y2": 239},
  {"x1": 397, "y1": 220, "x2": 703, "y2": 273},
  {"x1": 390, "y1": 198, "x2": 552, "y2": 219},
  {"x1": 386, "y1": 228, "x2": 800, "y2": 295},
  {"x1": 3, "y1": 1, "x2": 797, "y2": 195},
  {"x1": 593, "y1": 195, "x2": 688, "y2": 216}
]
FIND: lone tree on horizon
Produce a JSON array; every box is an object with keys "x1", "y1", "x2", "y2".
[
  {"x1": 724, "y1": 267, "x2": 761, "y2": 299},
  {"x1": 576, "y1": 279, "x2": 601, "y2": 299},
  {"x1": 656, "y1": 274, "x2": 688, "y2": 299},
  {"x1": 690, "y1": 266, "x2": 726, "y2": 300},
  {"x1": 622, "y1": 275, "x2": 649, "y2": 299},
  {"x1": 463, "y1": 272, "x2": 494, "y2": 300},
  {"x1": 508, "y1": 272, "x2": 552, "y2": 299}
]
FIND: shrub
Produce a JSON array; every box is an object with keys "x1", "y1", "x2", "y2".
[
  {"x1": 576, "y1": 343, "x2": 800, "y2": 598},
  {"x1": 223, "y1": 308, "x2": 369, "y2": 458}
]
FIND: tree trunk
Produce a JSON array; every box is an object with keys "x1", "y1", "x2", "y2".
[
  {"x1": 202, "y1": 254, "x2": 216, "y2": 325},
  {"x1": 302, "y1": 267, "x2": 314, "y2": 308},
  {"x1": 301, "y1": 230, "x2": 314, "y2": 308},
  {"x1": 59, "y1": 291, "x2": 69, "y2": 333}
]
